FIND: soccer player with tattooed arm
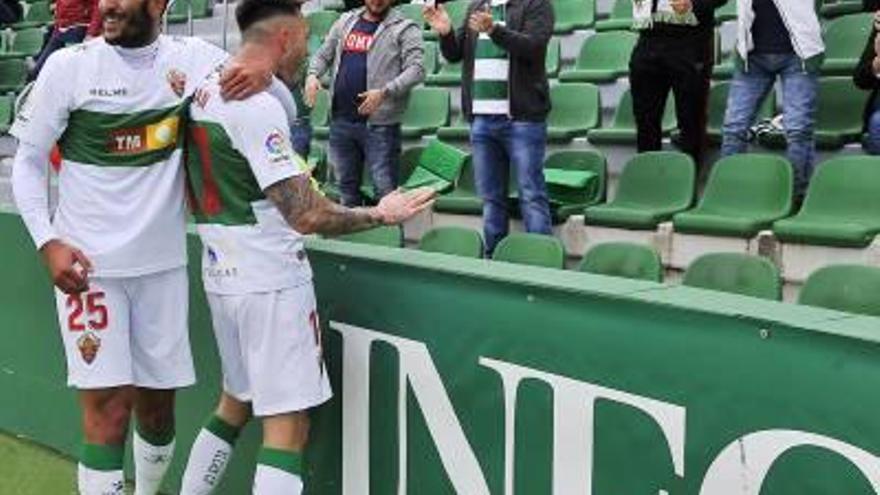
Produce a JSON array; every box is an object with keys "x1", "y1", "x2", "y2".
[{"x1": 9, "y1": 0, "x2": 275, "y2": 491}]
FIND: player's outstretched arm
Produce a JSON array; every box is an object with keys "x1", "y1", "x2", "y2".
[{"x1": 265, "y1": 175, "x2": 435, "y2": 236}]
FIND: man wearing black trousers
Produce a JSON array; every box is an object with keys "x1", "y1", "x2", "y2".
[{"x1": 628, "y1": 0, "x2": 725, "y2": 171}]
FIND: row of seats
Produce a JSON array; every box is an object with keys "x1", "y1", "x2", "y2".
[
  {"x1": 336, "y1": 226, "x2": 880, "y2": 317},
  {"x1": 0, "y1": 1, "x2": 52, "y2": 30}
]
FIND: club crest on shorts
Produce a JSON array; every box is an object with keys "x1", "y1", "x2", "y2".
[
  {"x1": 167, "y1": 69, "x2": 187, "y2": 98},
  {"x1": 77, "y1": 332, "x2": 101, "y2": 365}
]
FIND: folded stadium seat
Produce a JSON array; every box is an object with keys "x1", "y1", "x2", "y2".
[
  {"x1": 682, "y1": 253, "x2": 782, "y2": 300},
  {"x1": 401, "y1": 87, "x2": 450, "y2": 138},
  {"x1": 418, "y1": 226, "x2": 484, "y2": 258},
  {"x1": 423, "y1": 41, "x2": 438, "y2": 76},
  {"x1": 311, "y1": 89, "x2": 330, "y2": 139},
  {"x1": 0, "y1": 59, "x2": 27, "y2": 93},
  {"x1": 820, "y1": 13, "x2": 872, "y2": 76},
  {"x1": 798, "y1": 264, "x2": 880, "y2": 317},
  {"x1": 673, "y1": 154, "x2": 792, "y2": 238},
  {"x1": 542, "y1": 149, "x2": 607, "y2": 221},
  {"x1": 436, "y1": 113, "x2": 470, "y2": 141},
  {"x1": 0, "y1": 27, "x2": 45, "y2": 60},
  {"x1": 704, "y1": 81, "x2": 775, "y2": 144},
  {"x1": 432, "y1": 156, "x2": 482, "y2": 214},
  {"x1": 336, "y1": 225, "x2": 404, "y2": 247},
  {"x1": 0, "y1": 94, "x2": 13, "y2": 134},
  {"x1": 773, "y1": 156, "x2": 880, "y2": 248},
  {"x1": 587, "y1": 89, "x2": 676, "y2": 145},
  {"x1": 758, "y1": 77, "x2": 864, "y2": 150},
  {"x1": 578, "y1": 242, "x2": 664, "y2": 282},
  {"x1": 553, "y1": 0, "x2": 595, "y2": 34},
  {"x1": 12, "y1": 1, "x2": 52, "y2": 29},
  {"x1": 545, "y1": 37, "x2": 560, "y2": 77},
  {"x1": 424, "y1": 0, "x2": 468, "y2": 41},
  {"x1": 399, "y1": 145, "x2": 427, "y2": 186},
  {"x1": 584, "y1": 151, "x2": 695, "y2": 230},
  {"x1": 714, "y1": 0, "x2": 736, "y2": 24},
  {"x1": 559, "y1": 31, "x2": 638, "y2": 83},
  {"x1": 425, "y1": 58, "x2": 462, "y2": 86},
  {"x1": 401, "y1": 139, "x2": 467, "y2": 192},
  {"x1": 397, "y1": 3, "x2": 426, "y2": 28},
  {"x1": 492, "y1": 233, "x2": 566, "y2": 268},
  {"x1": 820, "y1": 0, "x2": 864, "y2": 19},
  {"x1": 167, "y1": 0, "x2": 211, "y2": 23},
  {"x1": 547, "y1": 83, "x2": 601, "y2": 142},
  {"x1": 594, "y1": 0, "x2": 632, "y2": 32}
]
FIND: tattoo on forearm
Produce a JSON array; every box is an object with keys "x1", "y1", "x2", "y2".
[{"x1": 265, "y1": 175, "x2": 382, "y2": 236}]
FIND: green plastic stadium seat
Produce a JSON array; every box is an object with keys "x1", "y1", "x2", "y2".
[
  {"x1": 433, "y1": 156, "x2": 482, "y2": 214},
  {"x1": 758, "y1": 77, "x2": 863, "y2": 150},
  {"x1": 588, "y1": 89, "x2": 676, "y2": 145},
  {"x1": 425, "y1": 58, "x2": 462, "y2": 86},
  {"x1": 311, "y1": 89, "x2": 330, "y2": 139},
  {"x1": 559, "y1": 31, "x2": 637, "y2": 83},
  {"x1": 306, "y1": 11, "x2": 340, "y2": 39},
  {"x1": 492, "y1": 233, "x2": 565, "y2": 268},
  {"x1": 585, "y1": 152, "x2": 695, "y2": 230},
  {"x1": 423, "y1": 41, "x2": 439, "y2": 75},
  {"x1": 673, "y1": 154, "x2": 792, "y2": 238},
  {"x1": 595, "y1": 0, "x2": 632, "y2": 31},
  {"x1": 0, "y1": 94, "x2": 14, "y2": 134},
  {"x1": 307, "y1": 145, "x2": 328, "y2": 184},
  {"x1": 0, "y1": 59, "x2": 27, "y2": 93},
  {"x1": 545, "y1": 37, "x2": 560, "y2": 77},
  {"x1": 418, "y1": 226, "x2": 484, "y2": 258},
  {"x1": 821, "y1": 13, "x2": 872, "y2": 76},
  {"x1": 0, "y1": 27, "x2": 45, "y2": 59},
  {"x1": 715, "y1": 0, "x2": 736, "y2": 23},
  {"x1": 773, "y1": 156, "x2": 880, "y2": 248},
  {"x1": 553, "y1": 0, "x2": 595, "y2": 33},
  {"x1": 399, "y1": 145, "x2": 427, "y2": 186},
  {"x1": 544, "y1": 149, "x2": 607, "y2": 220},
  {"x1": 336, "y1": 225, "x2": 404, "y2": 247},
  {"x1": 401, "y1": 139, "x2": 467, "y2": 192},
  {"x1": 401, "y1": 87, "x2": 449, "y2": 138},
  {"x1": 547, "y1": 83, "x2": 600, "y2": 142},
  {"x1": 683, "y1": 253, "x2": 782, "y2": 301},
  {"x1": 424, "y1": 0, "x2": 468, "y2": 40},
  {"x1": 705, "y1": 81, "x2": 775, "y2": 143},
  {"x1": 798, "y1": 264, "x2": 880, "y2": 317},
  {"x1": 713, "y1": 52, "x2": 736, "y2": 80},
  {"x1": 13, "y1": 1, "x2": 53, "y2": 29},
  {"x1": 436, "y1": 113, "x2": 470, "y2": 141},
  {"x1": 820, "y1": 0, "x2": 864, "y2": 19},
  {"x1": 168, "y1": 0, "x2": 211, "y2": 23},
  {"x1": 579, "y1": 242, "x2": 663, "y2": 282},
  {"x1": 397, "y1": 3, "x2": 426, "y2": 28}
]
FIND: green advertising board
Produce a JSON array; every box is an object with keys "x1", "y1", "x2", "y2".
[{"x1": 0, "y1": 211, "x2": 879, "y2": 494}]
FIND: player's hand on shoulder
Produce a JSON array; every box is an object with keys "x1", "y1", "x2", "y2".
[
  {"x1": 41, "y1": 240, "x2": 93, "y2": 294},
  {"x1": 374, "y1": 187, "x2": 436, "y2": 225},
  {"x1": 220, "y1": 54, "x2": 274, "y2": 101}
]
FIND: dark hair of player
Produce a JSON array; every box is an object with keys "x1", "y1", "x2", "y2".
[{"x1": 235, "y1": 0, "x2": 302, "y2": 34}]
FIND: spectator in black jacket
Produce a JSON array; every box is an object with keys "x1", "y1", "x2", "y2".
[
  {"x1": 0, "y1": 0, "x2": 23, "y2": 25},
  {"x1": 425, "y1": 0, "x2": 554, "y2": 255},
  {"x1": 629, "y1": 0, "x2": 725, "y2": 170},
  {"x1": 855, "y1": 11, "x2": 880, "y2": 154}
]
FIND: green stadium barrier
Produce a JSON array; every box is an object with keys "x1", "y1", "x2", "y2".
[{"x1": 1, "y1": 211, "x2": 880, "y2": 493}]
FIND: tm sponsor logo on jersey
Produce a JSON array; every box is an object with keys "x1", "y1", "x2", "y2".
[
  {"x1": 204, "y1": 245, "x2": 239, "y2": 280},
  {"x1": 265, "y1": 129, "x2": 294, "y2": 165},
  {"x1": 108, "y1": 117, "x2": 180, "y2": 154}
]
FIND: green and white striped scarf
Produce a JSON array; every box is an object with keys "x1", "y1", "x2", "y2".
[
  {"x1": 632, "y1": 0, "x2": 698, "y2": 30},
  {"x1": 472, "y1": 0, "x2": 509, "y2": 115}
]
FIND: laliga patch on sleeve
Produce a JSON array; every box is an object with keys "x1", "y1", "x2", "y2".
[{"x1": 264, "y1": 128, "x2": 295, "y2": 166}]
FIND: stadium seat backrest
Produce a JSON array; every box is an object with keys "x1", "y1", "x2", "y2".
[
  {"x1": 307, "y1": 11, "x2": 340, "y2": 39},
  {"x1": 543, "y1": 149, "x2": 607, "y2": 204},
  {"x1": 545, "y1": 37, "x2": 560, "y2": 76},
  {"x1": 554, "y1": 0, "x2": 596, "y2": 28},
  {"x1": 397, "y1": 3, "x2": 426, "y2": 27},
  {"x1": 493, "y1": 233, "x2": 566, "y2": 268},
  {"x1": 609, "y1": 88, "x2": 675, "y2": 131},
  {"x1": 402, "y1": 87, "x2": 450, "y2": 130},
  {"x1": 816, "y1": 77, "x2": 864, "y2": 135},
  {"x1": 0, "y1": 59, "x2": 27, "y2": 89},
  {"x1": 423, "y1": 41, "x2": 438, "y2": 74},
  {"x1": 418, "y1": 139, "x2": 467, "y2": 182},
  {"x1": 400, "y1": 145, "x2": 427, "y2": 184},
  {"x1": 823, "y1": 13, "x2": 872, "y2": 60},
  {"x1": 683, "y1": 253, "x2": 782, "y2": 301},
  {"x1": 310, "y1": 90, "x2": 330, "y2": 127},
  {"x1": 798, "y1": 264, "x2": 880, "y2": 317},
  {"x1": 444, "y1": 0, "x2": 470, "y2": 28},
  {"x1": 608, "y1": 0, "x2": 633, "y2": 21},
  {"x1": 574, "y1": 31, "x2": 638, "y2": 71},
  {"x1": 697, "y1": 154, "x2": 792, "y2": 217},
  {"x1": 548, "y1": 83, "x2": 600, "y2": 132},
  {"x1": 799, "y1": 156, "x2": 880, "y2": 220},
  {"x1": 613, "y1": 151, "x2": 695, "y2": 209},
  {"x1": 0, "y1": 94, "x2": 13, "y2": 131},
  {"x1": 22, "y1": 1, "x2": 52, "y2": 24},
  {"x1": 10, "y1": 27, "x2": 44, "y2": 56},
  {"x1": 579, "y1": 242, "x2": 663, "y2": 282},
  {"x1": 418, "y1": 226, "x2": 484, "y2": 258},
  {"x1": 337, "y1": 225, "x2": 404, "y2": 247}
]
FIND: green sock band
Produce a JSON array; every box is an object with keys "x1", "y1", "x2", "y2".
[
  {"x1": 204, "y1": 415, "x2": 241, "y2": 445},
  {"x1": 257, "y1": 447, "x2": 303, "y2": 477},
  {"x1": 135, "y1": 421, "x2": 175, "y2": 447},
  {"x1": 81, "y1": 443, "x2": 124, "y2": 471}
]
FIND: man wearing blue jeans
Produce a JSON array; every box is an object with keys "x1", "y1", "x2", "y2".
[
  {"x1": 721, "y1": 0, "x2": 824, "y2": 201},
  {"x1": 306, "y1": 0, "x2": 424, "y2": 206},
  {"x1": 425, "y1": 0, "x2": 553, "y2": 254}
]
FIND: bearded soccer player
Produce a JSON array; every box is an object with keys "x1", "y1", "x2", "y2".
[
  {"x1": 9, "y1": 0, "x2": 273, "y2": 491},
  {"x1": 177, "y1": 1, "x2": 434, "y2": 492}
]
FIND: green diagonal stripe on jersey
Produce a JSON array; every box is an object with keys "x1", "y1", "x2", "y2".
[
  {"x1": 473, "y1": 81, "x2": 508, "y2": 100},
  {"x1": 186, "y1": 120, "x2": 264, "y2": 226},
  {"x1": 59, "y1": 105, "x2": 186, "y2": 167},
  {"x1": 475, "y1": 37, "x2": 507, "y2": 59}
]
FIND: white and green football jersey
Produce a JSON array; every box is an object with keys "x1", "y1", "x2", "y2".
[
  {"x1": 11, "y1": 35, "x2": 227, "y2": 277},
  {"x1": 186, "y1": 73, "x2": 313, "y2": 295}
]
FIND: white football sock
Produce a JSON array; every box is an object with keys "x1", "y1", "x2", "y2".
[
  {"x1": 180, "y1": 416, "x2": 241, "y2": 495},
  {"x1": 132, "y1": 429, "x2": 175, "y2": 495},
  {"x1": 78, "y1": 463, "x2": 125, "y2": 495},
  {"x1": 252, "y1": 464, "x2": 304, "y2": 495}
]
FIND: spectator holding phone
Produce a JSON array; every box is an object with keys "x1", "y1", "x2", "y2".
[
  {"x1": 854, "y1": 10, "x2": 880, "y2": 154},
  {"x1": 305, "y1": 0, "x2": 424, "y2": 206}
]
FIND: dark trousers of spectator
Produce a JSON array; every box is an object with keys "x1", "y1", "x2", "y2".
[
  {"x1": 329, "y1": 120, "x2": 401, "y2": 207},
  {"x1": 0, "y1": 0, "x2": 22, "y2": 24},
  {"x1": 629, "y1": 35, "x2": 712, "y2": 169},
  {"x1": 290, "y1": 118, "x2": 312, "y2": 158},
  {"x1": 29, "y1": 26, "x2": 87, "y2": 81}
]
